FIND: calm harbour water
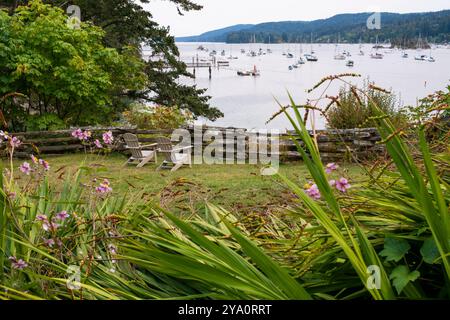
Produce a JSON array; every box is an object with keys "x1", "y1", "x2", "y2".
[{"x1": 174, "y1": 42, "x2": 450, "y2": 130}]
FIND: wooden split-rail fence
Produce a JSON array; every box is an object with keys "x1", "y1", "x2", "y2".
[{"x1": 4, "y1": 126, "x2": 385, "y2": 162}]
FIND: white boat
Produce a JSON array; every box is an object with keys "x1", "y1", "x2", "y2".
[
  {"x1": 288, "y1": 65, "x2": 294, "y2": 71},
  {"x1": 286, "y1": 53, "x2": 294, "y2": 58},
  {"x1": 427, "y1": 56, "x2": 435, "y2": 62},
  {"x1": 304, "y1": 53, "x2": 318, "y2": 62},
  {"x1": 297, "y1": 57, "x2": 305, "y2": 64},
  {"x1": 240, "y1": 49, "x2": 245, "y2": 54},
  {"x1": 402, "y1": 52, "x2": 408, "y2": 58},
  {"x1": 346, "y1": 60, "x2": 354, "y2": 67},
  {"x1": 415, "y1": 54, "x2": 427, "y2": 61}
]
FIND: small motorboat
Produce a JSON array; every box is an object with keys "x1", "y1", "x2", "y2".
[
  {"x1": 288, "y1": 65, "x2": 294, "y2": 71},
  {"x1": 237, "y1": 70, "x2": 251, "y2": 76},
  {"x1": 427, "y1": 56, "x2": 436, "y2": 62},
  {"x1": 346, "y1": 60, "x2": 354, "y2": 67},
  {"x1": 240, "y1": 49, "x2": 245, "y2": 54},
  {"x1": 304, "y1": 53, "x2": 318, "y2": 62},
  {"x1": 287, "y1": 53, "x2": 294, "y2": 58},
  {"x1": 415, "y1": 55, "x2": 427, "y2": 61},
  {"x1": 402, "y1": 53, "x2": 409, "y2": 58},
  {"x1": 238, "y1": 65, "x2": 260, "y2": 77},
  {"x1": 359, "y1": 50, "x2": 365, "y2": 56},
  {"x1": 297, "y1": 57, "x2": 305, "y2": 64}
]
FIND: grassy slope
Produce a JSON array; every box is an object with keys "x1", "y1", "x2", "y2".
[{"x1": 5, "y1": 153, "x2": 364, "y2": 216}]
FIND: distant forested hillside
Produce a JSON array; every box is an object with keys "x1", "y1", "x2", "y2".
[{"x1": 177, "y1": 10, "x2": 450, "y2": 45}]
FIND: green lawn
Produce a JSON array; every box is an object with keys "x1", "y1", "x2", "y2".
[{"x1": 6, "y1": 153, "x2": 364, "y2": 216}]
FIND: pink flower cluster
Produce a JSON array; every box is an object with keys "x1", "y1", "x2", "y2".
[
  {"x1": 72, "y1": 129, "x2": 92, "y2": 141},
  {"x1": 329, "y1": 178, "x2": 351, "y2": 193},
  {"x1": 19, "y1": 155, "x2": 50, "y2": 175},
  {"x1": 305, "y1": 183, "x2": 321, "y2": 200},
  {"x1": 325, "y1": 163, "x2": 339, "y2": 174},
  {"x1": 96, "y1": 179, "x2": 113, "y2": 194},
  {"x1": 9, "y1": 256, "x2": 28, "y2": 270},
  {"x1": 36, "y1": 211, "x2": 70, "y2": 233},
  {"x1": 1, "y1": 131, "x2": 22, "y2": 148},
  {"x1": 102, "y1": 131, "x2": 114, "y2": 145},
  {"x1": 71, "y1": 129, "x2": 114, "y2": 148}
]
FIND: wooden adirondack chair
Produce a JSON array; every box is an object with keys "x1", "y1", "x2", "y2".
[
  {"x1": 123, "y1": 133, "x2": 158, "y2": 168},
  {"x1": 156, "y1": 137, "x2": 192, "y2": 172}
]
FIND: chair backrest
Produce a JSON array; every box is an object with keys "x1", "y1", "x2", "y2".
[
  {"x1": 156, "y1": 136, "x2": 174, "y2": 162},
  {"x1": 123, "y1": 133, "x2": 143, "y2": 159}
]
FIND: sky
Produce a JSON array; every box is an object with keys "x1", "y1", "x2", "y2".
[{"x1": 144, "y1": 0, "x2": 450, "y2": 37}]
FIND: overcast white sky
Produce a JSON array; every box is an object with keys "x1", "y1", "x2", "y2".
[{"x1": 144, "y1": 0, "x2": 450, "y2": 36}]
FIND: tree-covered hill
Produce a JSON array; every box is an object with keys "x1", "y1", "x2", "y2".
[{"x1": 177, "y1": 10, "x2": 450, "y2": 45}]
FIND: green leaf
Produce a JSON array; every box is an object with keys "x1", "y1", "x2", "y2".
[
  {"x1": 380, "y1": 238, "x2": 411, "y2": 262},
  {"x1": 389, "y1": 265, "x2": 420, "y2": 294},
  {"x1": 420, "y1": 238, "x2": 440, "y2": 264}
]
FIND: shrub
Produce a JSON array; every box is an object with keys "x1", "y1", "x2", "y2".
[
  {"x1": 122, "y1": 103, "x2": 193, "y2": 130},
  {"x1": 326, "y1": 82, "x2": 407, "y2": 129}
]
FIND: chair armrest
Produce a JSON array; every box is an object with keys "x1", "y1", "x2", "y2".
[
  {"x1": 141, "y1": 143, "x2": 158, "y2": 148},
  {"x1": 158, "y1": 146, "x2": 192, "y2": 153}
]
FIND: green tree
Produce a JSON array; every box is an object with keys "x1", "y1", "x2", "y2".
[
  {"x1": 0, "y1": 0, "x2": 146, "y2": 130},
  {"x1": 1, "y1": 0, "x2": 223, "y2": 122}
]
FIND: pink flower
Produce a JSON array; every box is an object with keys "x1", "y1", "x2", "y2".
[
  {"x1": 329, "y1": 180, "x2": 336, "y2": 187},
  {"x1": 72, "y1": 129, "x2": 91, "y2": 141},
  {"x1": 9, "y1": 256, "x2": 28, "y2": 270},
  {"x1": 81, "y1": 130, "x2": 92, "y2": 141},
  {"x1": 19, "y1": 162, "x2": 31, "y2": 175},
  {"x1": 305, "y1": 184, "x2": 321, "y2": 200},
  {"x1": 55, "y1": 210, "x2": 70, "y2": 221},
  {"x1": 31, "y1": 155, "x2": 39, "y2": 164},
  {"x1": 335, "y1": 178, "x2": 351, "y2": 193},
  {"x1": 39, "y1": 159, "x2": 50, "y2": 171},
  {"x1": 325, "y1": 163, "x2": 339, "y2": 174},
  {"x1": 94, "y1": 139, "x2": 103, "y2": 149},
  {"x1": 42, "y1": 220, "x2": 59, "y2": 232},
  {"x1": 9, "y1": 136, "x2": 21, "y2": 148},
  {"x1": 44, "y1": 238, "x2": 55, "y2": 248},
  {"x1": 102, "y1": 131, "x2": 114, "y2": 145},
  {"x1": 96, "y1": 179, "x2": 112, "y2": 194},
  {"x1": 36, "y1": 214, "x2": 48, "y2": 222},
  {"x1": 72, "y1": 129, "x2": 83, "y2": 139}
]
